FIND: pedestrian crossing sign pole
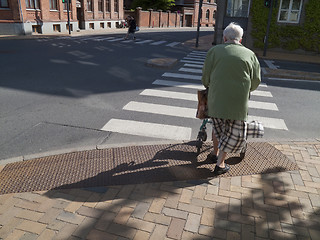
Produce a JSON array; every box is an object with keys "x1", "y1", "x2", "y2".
[
  {"x1": 195, "y1": 0, "x2": 203, "y2": 48},
  {"x1": 62, "y1": 0, "x2": 71, "y2": 35},
  {"x1": 263, "y1": 0, "x2": 274, "y2": 56}
]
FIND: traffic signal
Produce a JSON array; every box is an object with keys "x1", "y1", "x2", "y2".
[{"x1": 264, "y1": 0, "x2": 272, "y2": 8}]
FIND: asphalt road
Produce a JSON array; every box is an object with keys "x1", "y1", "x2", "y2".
[{"x1": 0, "y1": 29, "x2": 319, "y2": 162}]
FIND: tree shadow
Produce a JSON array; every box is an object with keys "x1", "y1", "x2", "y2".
[
  {"x1": 39, "y1": 143, "x2": 313, "y2": 239},
  {"x1": 43, "y1": 143, "x2": 215, "y2": 238},
  {"x1": 192, "y1": 167, "x2": 320, "y2": 239}
]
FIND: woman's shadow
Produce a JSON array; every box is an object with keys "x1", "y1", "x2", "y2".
[{"x1": 50, "y1": 141, "x2": 217, "y2": 192}]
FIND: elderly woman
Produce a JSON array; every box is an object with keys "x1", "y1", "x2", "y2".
[{"x1": 201, "y1": 22, "x2": 262, "y2": 175}]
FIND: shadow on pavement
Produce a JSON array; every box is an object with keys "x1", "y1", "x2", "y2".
[{"x1": 42, "y1": 166, "x2": 320, "y2": 239}]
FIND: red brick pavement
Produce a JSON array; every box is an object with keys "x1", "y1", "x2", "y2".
[{"x1": 0, "y1": 140, "x2": 319, "y2": 240}]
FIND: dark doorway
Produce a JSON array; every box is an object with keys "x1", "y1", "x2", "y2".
[{"x1": 185, "y1": 15, "x2": 193, "y2": 27}]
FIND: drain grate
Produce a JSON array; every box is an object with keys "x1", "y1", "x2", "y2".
[{"x1": 0, "y1": 142, "x2": 299, "y2": 194}]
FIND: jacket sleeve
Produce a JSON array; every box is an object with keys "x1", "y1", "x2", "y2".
[
  {"x1": 250, "y1": 55, "x2": 261, "y2": 92},
  {"x1": 201, "y1": 49, "x2": 213, "y2": 88}
]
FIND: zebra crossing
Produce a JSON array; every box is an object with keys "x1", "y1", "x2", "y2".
[
  {"x1": 101, "y1": 50, "x2": 289, "y2": 141},
  {"x1": 37, "y1": 35, "x2": 182, "y2": 48}
]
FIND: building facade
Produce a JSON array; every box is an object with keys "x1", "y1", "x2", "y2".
[
  {"x1": 173, "y1": 0, "x2": 217, "y2": 27},
  {"x1": 214, "y1": 0, "x2": 318, "y2": 52},
  {"x1": 0, "y1": 0, "x2": 124, "y2": 35}
]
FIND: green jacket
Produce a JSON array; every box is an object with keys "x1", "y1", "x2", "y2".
[{"x1": 201, "y1": 43, "x2": 261, "y2": 121}]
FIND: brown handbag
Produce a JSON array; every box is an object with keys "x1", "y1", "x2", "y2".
[{"x1": 196, "y1": 88, "x2": 208, "y2": 119}]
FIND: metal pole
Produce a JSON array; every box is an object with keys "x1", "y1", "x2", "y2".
[
  {"x1": 263, "y1": 0, "x2": 274, "y2": 56},
  {"x1": 17, "y1": 0, "x2": 25, "y2": 35},
  {"x1": 195, "y1": 0, "x2": 203, "y2": 48},
  {"x1": 66, "y1": 0, "x2": 71, "y2": 34}
]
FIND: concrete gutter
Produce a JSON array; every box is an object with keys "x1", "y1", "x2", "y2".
[{"x1": 263, "y1": 68, "x2": 320, "y2": 81}]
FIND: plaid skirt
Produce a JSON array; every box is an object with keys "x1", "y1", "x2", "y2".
[{"x1": 212, "y1": 118, "x2": 264, "y2": 154}]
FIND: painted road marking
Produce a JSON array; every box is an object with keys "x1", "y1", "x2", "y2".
[
  {"x1": 179, "y1": 68, "x2": 202, "y2": 74},
  {"x1": 166, "y1": 42, "x2": 181, "y2": 47},
  {"x1": 162, "y1": 72, "x2": 201, "y2": 80},
  {"x1": 123, "y1": 101, "x2": 196, "y2": 118},
  {"x1": 122, "y1": 101, "x2": 287, "y2": 130},
  {"x1": 251, "y1": 90, "x2": 272, "y2": 97},
  {"x1": 183, "y1": 57, "x2": 205, "y2": 62},
  {"x1": 153, "y1": 79, "x2": 205, "y2": 90},
  {"x1": 141, "y1": 89, "x2": 276, "y2": 110},
  {"x1": 183, "y1": 63, "x2": 203, "y2": 68},
  {"x1": 107, "y1": 37, "x2": 126, "y2": 42},
  {"x1": 249, "y1": 100, "x2": 278, "y2": 111},
  {"x1": 150, "y1": 40, "x2": 167, "y2": 45},
  {"x1": 180, "y1": 60, "x2": 205, "y2": 64},
  {"x1": 264, "y1": 60, "x2": 279, "y2": 69},
  {"x1": 248, "y1": 115, "x2": 288, "y2": 130},
  {"x1": 140, "y1": 89, "x2": 197, "y2": 101},
  {"x1": 101, "y1": 119, "x2": 192, "y2": 140},
  {"x1": 135, "y1": 40, "x2": 154, "y2": 44}
]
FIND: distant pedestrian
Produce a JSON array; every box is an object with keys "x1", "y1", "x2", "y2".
[
  {"x1": 201, "y1": 22, "x2": 263, "y2": 175},
  {"x1": 124, "y1": 16, "x2": 136, "y2": 40}
]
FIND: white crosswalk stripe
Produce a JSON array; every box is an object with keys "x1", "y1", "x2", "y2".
[
  {"x1": 123, "y1": 101, "x2": 196, "y2": 118},
  {"x1": 122, "y1": 101, "x2": 285, "y2": 130},
  {"x1": 135, "y1": 39, "x2": 154, "y2": 44},
  {"x1": 141, "y1": 89, "x2": 277, "y2": 111},
  {"x1": 248, "y1": 115, "x2": 288, "y2": 130},
  {"x1": 101, "y1": 119, "x2": 192, "y2": 140},
  {"x1": 162, "y1": 72, "x2": 201, "y2": 80},
  {"x1": 166, "y1": 42, "x2": 181, "y2": 47},
  {"x1": 107, "y1": 37, "x2": 126, "y2": 42},
  {"x1": 150, "y1": 40, "x2": 167, "y2": 45},
  {"x1": 251, "y1": 90, "x2": 272, "y2": 97},
  {"x1": 183, "y1": 63, "x2": 203, "y2": 68},
  {"x1": 153, "y1": 79, "x2": 205, "y2": 90},
  {"x1": 183, "y1": 57, "x2": 205, "y2": 62},
  {"x1": 179, "y1": 67, "x2": 202, "y2": 74},
  {"x1": 45, "y1": 35, "x2": 182, "y2": 48},
  {"x1": 100, "y1": 50, "x2": 288, "y2": 140},
  {"x1": 140, "y1": 89, "x2": 197, "y2": 101},
  {"x1": 187, "y1": 54, "x2": 206, "y2": 59},
  {"x1": 180, "y1": 59, "x2": 205, "y2": 64}
]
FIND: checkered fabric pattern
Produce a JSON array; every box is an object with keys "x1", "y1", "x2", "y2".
[
  {"x1": 247, "y1": 120, "x2": 264, "y2": 138},
  {"x1": 212, "y1": 118, "x2": 264, "y2": 153}
]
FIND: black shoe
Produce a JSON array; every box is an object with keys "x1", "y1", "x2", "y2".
[
  {"x1": 214, "y1": 164, "x2": 230, "y2": 175},
  {"x1": 207, "y1": 153, "x2": 218, "y2": 163}
]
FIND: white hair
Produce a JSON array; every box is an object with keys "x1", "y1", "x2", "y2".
[{"x1": 223, "y1": 22, "x2": 243, "y2": 42}]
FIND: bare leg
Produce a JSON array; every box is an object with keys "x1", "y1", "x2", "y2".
[
  {"x1": 212, "y1": 130, "x2": 219, "y2": 156},
  {"x1": 216, "y1": 151, "x2": 227, "y2": 168}
]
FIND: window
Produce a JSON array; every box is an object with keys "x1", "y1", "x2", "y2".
[
  {"x1": 98, "y1": 0, "x2": 103, "y2": 11},
  {"x1": 106, "y1": 0, "x2": 110, "y2": 12},
  {"x1": 49, "y1": 0, "x2": 57, "y2": 10},
  {"x1": 278, "y1": 0, "x2": 302, "y2": 23},
  {"x1": 0, "y1": 0, "x2": 9, "y2": 8},
  {"x1": 226, "y1": 0, "x2": 250, "y2": 17},
  {"x1": 25, "y1": 0, "x2": 40, "y2": 9},
  {"x1": 114, "y1": 0, "x2": 118, "y2": 12},
  {"x1": 206, "y1": 10, "x2": 210, "y2": 20},
  {"x1": 87, "y1": 0, "x2": 92, "y2": 11},
  {"x1": 213, "y1": 10, "x2": 216, "y2": 19}
]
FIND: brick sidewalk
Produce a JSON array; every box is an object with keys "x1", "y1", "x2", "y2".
[{"x1": 0, "y1": 140, "x2": 319, "y2": 240}]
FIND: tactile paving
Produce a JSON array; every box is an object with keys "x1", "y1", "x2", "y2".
[{"x1": 0, "y1": 142, "x2": 299, "y2": 194}]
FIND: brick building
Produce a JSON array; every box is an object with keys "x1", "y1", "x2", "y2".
[
  {"x1": 0, "y1": 0, "x2": 124, "y2": 35},
  {"x1": 173, "y1": 0, "x2": 217, "y2": 27},
  {"x1": 124, "y1": 0, "x2": 217, "y2": 28}
]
